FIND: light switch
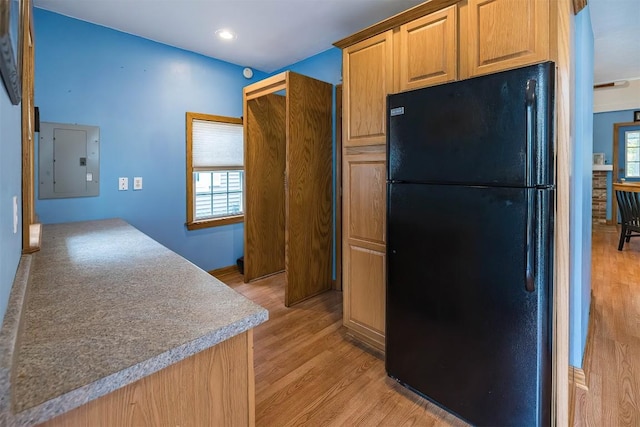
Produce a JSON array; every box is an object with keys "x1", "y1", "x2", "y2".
[
  {"x1": 119, "y1": 177, "x2": 128, "y2": 191},
  {"x1": 133, "y1": 177, "x2": 143, "y2": 190}
]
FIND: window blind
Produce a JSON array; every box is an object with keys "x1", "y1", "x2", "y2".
[{"x1": 192, "y1": 119, "x2": 243, "y2": 169}]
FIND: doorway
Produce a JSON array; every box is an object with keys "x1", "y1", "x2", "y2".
[{"x1": 612, "y1": 121, "x2": 640, "y2": 222}]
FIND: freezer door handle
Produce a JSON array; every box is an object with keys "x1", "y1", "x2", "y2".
[
  {"x1": 525, "y1": 79, "x2": 537, "y2": 188},
  {"x1": 525, "y1": 189, "x2": 536, "y2": 292}
]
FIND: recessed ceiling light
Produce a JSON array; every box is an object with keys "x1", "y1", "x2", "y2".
[{"x1": 215, "y1": 29, "x2": 236, "y2": 41}]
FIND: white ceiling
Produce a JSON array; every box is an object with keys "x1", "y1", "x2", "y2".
[
  {"x1": 32, "y1": 0, "x2": 425, "y2": 73},
  {"x1": 33, "y1": 0, "x2": 640, "y2": 81},
  {"x1": 589, "y1": 0, "x2": 640, "y2": 84}
]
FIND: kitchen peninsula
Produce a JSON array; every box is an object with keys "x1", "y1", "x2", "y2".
[{"x1": 0, "y1": 219, "x2": 268, "y2": 426}]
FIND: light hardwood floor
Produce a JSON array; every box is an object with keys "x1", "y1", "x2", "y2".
[
  {"x1": 217, "y1": 224, "x2": 639, "y2": 426},
  {"x1": 574, "y1": 225, "x2": 640, "y2": 426},
  {"x1": 218, "y1": 272, "x2": 467, "y2": 427}
]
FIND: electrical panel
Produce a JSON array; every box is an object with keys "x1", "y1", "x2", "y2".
[{"x1": 39, "y1": 122, "x2": 100, "y2": 199}]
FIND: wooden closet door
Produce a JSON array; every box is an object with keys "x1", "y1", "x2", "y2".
[
  {"x1": 244, "y1": 95, "x2": 286, "y2": 282},
  {"x1": 285, "y1": 73, "x2": 333, "y2": 306}
]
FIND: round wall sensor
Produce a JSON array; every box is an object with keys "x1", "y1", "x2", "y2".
[{"x1": 243, "y1": 68, "x2": 253, "y2": 79}]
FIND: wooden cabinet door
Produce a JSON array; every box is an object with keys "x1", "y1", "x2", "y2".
[
  {"x1": 343, "y1": 151, "x2": 386, "y2": 350},
  {"x1": 398, "y1": 5, "x2": 458, "y2": 91},
  {"x1": 465, "y1": 0, "x2": 549, "y2": 78},
  {"x1": 285, "y1": 73, "x2": 333, "y2": 306},
  {"x1": 343, "y1": 31, "x2": 393, "y2": 147}
]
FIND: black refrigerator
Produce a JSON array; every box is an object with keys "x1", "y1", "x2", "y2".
[{"x1": 386, "y1": 62, "x2": 555, "y2": 427}]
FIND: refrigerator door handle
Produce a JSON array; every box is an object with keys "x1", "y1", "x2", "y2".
[
  {"x1": 525, "y1": 79, "x2": 537, "y2": 188},
  {"x1": 525, "y1": 189, "x2": 536, "y2": 292}
]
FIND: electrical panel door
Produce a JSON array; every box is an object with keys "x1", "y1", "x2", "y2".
[{"x1": 39, "y1": 122, "x2": 100, "y2": 199}]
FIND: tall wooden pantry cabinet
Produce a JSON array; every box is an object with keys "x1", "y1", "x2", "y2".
[{"x1": 335, "y1": 0, "x2": 552, "y2": 351}]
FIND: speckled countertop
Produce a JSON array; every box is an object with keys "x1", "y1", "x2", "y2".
[{"x1": 0, "y1": 219, "x2": 268, "y2": 426}]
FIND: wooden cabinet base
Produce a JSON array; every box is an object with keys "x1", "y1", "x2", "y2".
[
  {"x1": 345, "y1": 327, "x2": 385, "y2": 354},
  {"x1": 40, "y1": 331, "x2": 255, "y2": 427}
]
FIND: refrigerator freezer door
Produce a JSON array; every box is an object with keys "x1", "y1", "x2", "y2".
[
  {"x1": 387, "y1": 62, "x2": 554, "y2": 187},
  {"x1": 386, "y1": 183, "x2": 551, "y2": 426}
]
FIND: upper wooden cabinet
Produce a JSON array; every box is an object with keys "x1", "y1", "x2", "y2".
[
  {"x1": 398, "y1": 5, "x2": 458, "y2": 91},
  {"x1": 342, "y1": 5, "x2": 460, "y2": 147},
  {"x1": 465, "y1": 0, "x2": 550, "y2": 77},
  {"x1": 343, "y1": 31, "x2": 394, "y2": 147}
]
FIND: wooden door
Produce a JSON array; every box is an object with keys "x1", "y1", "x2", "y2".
[
  {"x1": 465, "y1": 0, "x2": 549, "y2": 78},
  {"x1": 343, "y1": 31, "x2": 394, "y2": 147},
  {"x1": 343, "y1": 151, "x2": 387, "y2": 350},
  {"x1": 285, "y1": 72, "x2": 333, "y2": 306},
  {"x1": 244, "y1": 95, "x2": 286, "y2": 282},
  {"x1": 398, "y1": 5, "x2": 458, "y2": 91}
]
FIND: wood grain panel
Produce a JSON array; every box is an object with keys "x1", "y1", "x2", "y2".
[
  {"x1": 333, "y1": 0, "x2": 463, "y2": 48},
  {"x1": 572, "y1": 0, "x2": 587, "y2": 15},
  {"x1": 345, "y1": 154, "x2": 386, "y2": 247},
  {"x1": 285, "y1": 72, "x2": 333, "y2": 306},
  {"x1": 21, "y1": 0, "x2": 39, "y2": 254},
  {"x1": 570, "y1": 365, "x2": 588, "y2": 391},
  {"x1": 398, "y1": 5, "x2": 458, "y2": 91},
  {"x1": 343, "y1": 31, "x2": 393, "y2": 146},
  {"x1": 344, "y1": 245, "x2": 386, "y2": 350},
  {"x1": 243, "y1": 72, "x2": 287, "y2": 101},
  {"x1": 552, "y1": 0, "x2": 572, "y2": 424},
  {"x1": 466, "y1": 0, "x2": 550, "y2": 77},
  {"x1": 42, "y1": 331, "x2": 254, "y2": 427},
  {"x1": 342, "y1": 152, "x2": 386, "y2": 350},
  {"x1": 335, "y1": 84, "x2": 343, "y2": 291},
  {"x1": 345, "y1": 145, "x2": 386, "y2": 156},
  {"x1": 244, "y1": 95, "x2": 286, "y2": 282}
]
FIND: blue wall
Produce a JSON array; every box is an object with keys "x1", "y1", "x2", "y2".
[
  {"x1": 0, "y1": 75, "x2": 23, "y2": 323},
  {"x1": 273, "y1": 48, "x2": 342, "y2": 85},
  {"x1": 569, "y1": 6, "x2": 593, "y2": 368},
  {"x1": 33, "y1": 9, "x2": 268, "y2": 271},
  {"x1": 593, "y1": 109, "x2": 638, "y2": 220}
]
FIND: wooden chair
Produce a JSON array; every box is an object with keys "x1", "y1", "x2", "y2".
[{"x1": 614, "y1": 184, "x2": 640, "y2": 250}]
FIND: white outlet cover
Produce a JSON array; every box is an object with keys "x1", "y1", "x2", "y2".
[{"x1": 119, "y1": 177, "x2": 128, "y2": 191}]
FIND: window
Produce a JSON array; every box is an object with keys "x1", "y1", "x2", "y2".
[
  {"x1": 625, "y1": 130, "x2": 640, "y2": 178},
  {"x1": 186, "y1": 112, "x2": 243, "y2": 230}
]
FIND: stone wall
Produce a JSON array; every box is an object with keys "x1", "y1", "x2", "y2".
[{"x1": 592, "y1": 171, "x2": 608, "y2": 224}]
